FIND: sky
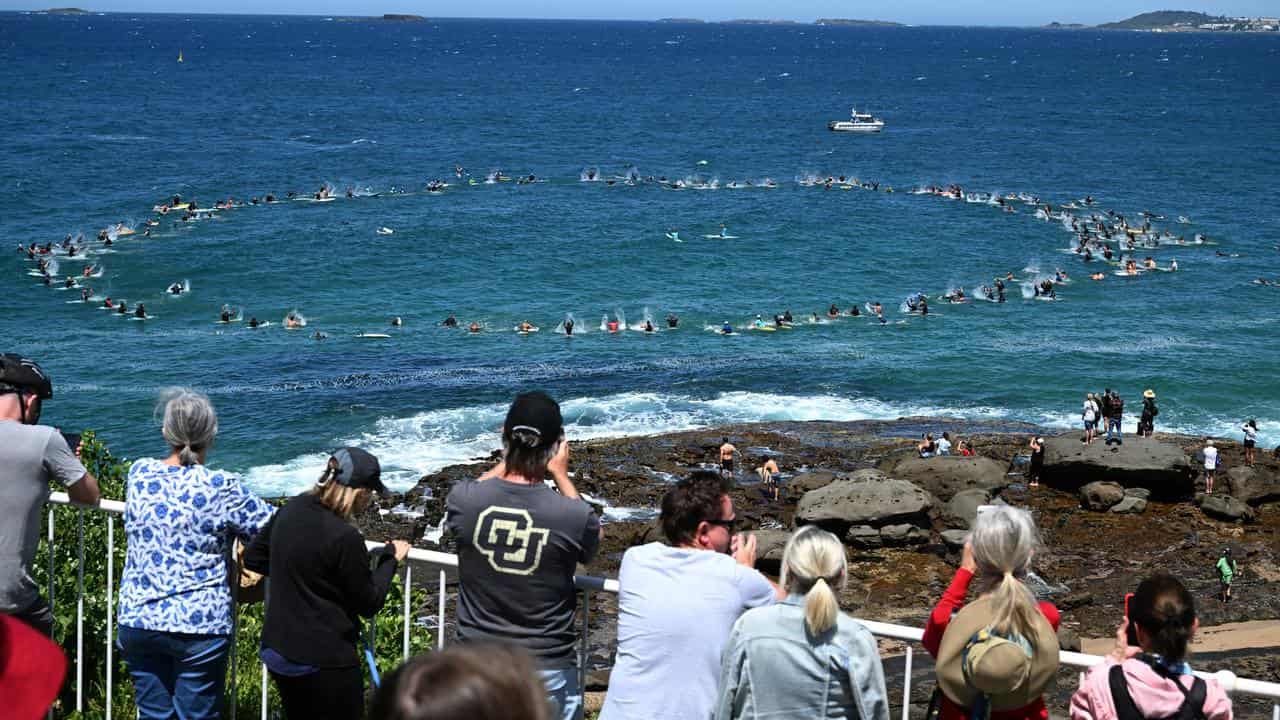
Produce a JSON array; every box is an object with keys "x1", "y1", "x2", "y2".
[{"x1": 4, "y1": 1, "x2": 1276, "y2": 27}]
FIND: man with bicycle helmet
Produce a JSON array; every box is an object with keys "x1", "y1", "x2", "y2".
[{"x1": 0, "y1": 354, "x2": 100, "y2": 635}]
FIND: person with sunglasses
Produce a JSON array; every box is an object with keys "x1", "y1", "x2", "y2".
[{"x1": 600, "y1": 471, "x2": 784, "y2": 720}]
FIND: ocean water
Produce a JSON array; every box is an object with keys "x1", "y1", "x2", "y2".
[{"x1": 3, "y1": 13, "x2": 1278, "y2": 496}]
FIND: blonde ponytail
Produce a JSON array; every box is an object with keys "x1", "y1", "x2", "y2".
[
  {"x1": 803, "y1": 576, "x2": 840, "y2": 635},
  {"x1": 781, "y1": 526, "x2": 848, "y2": 636}
]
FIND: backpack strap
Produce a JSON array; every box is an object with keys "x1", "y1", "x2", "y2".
[{"x1": 1108, "y1": 665, "x2": 1145, "y2": 720}]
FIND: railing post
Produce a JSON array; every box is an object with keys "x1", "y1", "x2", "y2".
[
  {"x1": 261, "y1": 663, "x2": 269, "y2": 720},
  {"x1": 437, "y1": 569, "x2": 446, "y2": 649},
  {"x1": 901, "y1": 645, "x2": 912, "y2": 720},
  {"x1": 107, "y1": 515, "x2": 115, "y2": 720},
  {"x1": 76, "y1": 508, "x2": 85, "y2": 714},
  {"x1": 229, "y1": 542, "x2": 239, "y2": 720},
  {"x1": 402, "y1": 565, "x2": 412, "y2": 663}
]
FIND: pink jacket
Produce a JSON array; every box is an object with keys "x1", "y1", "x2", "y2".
[{"x1": 1070, "y1": 657, "x2": 1232, "y2": 720}]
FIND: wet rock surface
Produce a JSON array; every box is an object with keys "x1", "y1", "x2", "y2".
[{"x1": 353, "y1": 418, "x2": 1280, "y2": 716}]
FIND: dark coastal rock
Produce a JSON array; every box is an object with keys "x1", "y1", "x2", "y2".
[
  {"x1": 1196, "y1": 493, "x2": 1256, "y2": 523},
  {"x1": 940, "y1": 529, "x2": 969, "y2": 549},
  {"x1": 1225, "y1": 466, "x2": 1280, "y2": 505},
  {"x1": 796, "y1": 477, "x2": 933, "y2": 530},
  {"x1": 1057, "y1": 627, "x2": 1082, "y2": 652},
  {"x1": 1080, "y1": 481, "x2": 1126, "y2": 511},
  {"x1": 1041, "y1": 435, "x2": 1194, "y2": 498},
  {"x1": 943, "y1": 488, "x2": 993, "y2": 528},
  {"x1": 752, "y1": 530, "x2": 791, "y2": 562},
  {"x1": 1109, "y1": 496, "x2": 1148, "y2": 514},
  {"x1": 1125, "y1": 487, "x2": 1152, "y2": 500},
  {"x1": 883, "y1": 456, "x2": 1009, "y2": 501},
  {"x1": 844, "y1": 525, "x2": 882, "y2": 548},
  {"x1": 880, "y1": 523, "x2": 929, "y2": 545},
  {"x1": 788, "y1": 470, "x2": 842, "y2": 494}
]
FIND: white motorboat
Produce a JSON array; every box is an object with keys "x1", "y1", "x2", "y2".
[{"x1": 828, "y1": 107, "x2": 885, "y2": 133}]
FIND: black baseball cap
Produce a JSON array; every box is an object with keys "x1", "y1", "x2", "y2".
[
  {"x1": 329, "y1": 447, "x2": 387, "y2": 493},
  {"x1": 503, "y1": 391, "x2": 563, "y2": 449},
  {"x1": 0, "y1": 354, "x2": 52, "y2": 399}
]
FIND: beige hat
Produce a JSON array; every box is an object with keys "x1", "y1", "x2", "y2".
[
  {"x1": 935, "y1": 595, "x2": 1060, "y2": 711},
  {"x1": 1143, "y1": 389, "x2": 1156, "y2": 399}
]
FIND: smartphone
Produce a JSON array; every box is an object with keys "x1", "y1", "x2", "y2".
[
  {"x1": 1123, "y1": 592, "x2": 1139, "y2": 646},
  {"x1": 60, "y1": 431, "x2": 82, "y2": 452}
]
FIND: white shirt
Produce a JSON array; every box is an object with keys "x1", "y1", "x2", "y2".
[
  {"x1": 1243, "y1": 425, "x2": 1257, "y2": 443},
  {"x1": 1204, "y1": 446, "x2": 1219, "y2": 470},
  {"x1": 936, "y1": 437, "x2": 952, "y2": 455},
  {"x1": 600, "y1": 543, "x2": 776, "y2": 720}
]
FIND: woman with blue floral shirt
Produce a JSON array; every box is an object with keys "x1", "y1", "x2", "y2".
[{"x1": 118, "y1": 389, "x2": 274, "y2": 720}]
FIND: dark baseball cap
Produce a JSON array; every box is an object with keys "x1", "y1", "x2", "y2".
[
  {"x1": 0, "y1": 354, "x2": 53, "y2": 399},
  {"x1": 503, "y1": 391, "x2": 563, "y2": 449},
  {"x1": 329, "y1": 447, "x2": 387, "y2": 493}
]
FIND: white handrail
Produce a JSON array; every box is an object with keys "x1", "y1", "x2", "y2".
[{"x1": 43, "y1": 493, "x2": 1280, "y2": 712}]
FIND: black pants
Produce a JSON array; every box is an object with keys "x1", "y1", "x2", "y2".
[
  {"x1": 8, "y1": 596, "x2": 55, "y2": 637},
  {"x1": 272, "y1": 666, "x2": 365, "y2": 720}
]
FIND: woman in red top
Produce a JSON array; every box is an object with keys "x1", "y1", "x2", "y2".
[{"x1": 922, "y1": 506, "x2": 1061, "y2": 720}]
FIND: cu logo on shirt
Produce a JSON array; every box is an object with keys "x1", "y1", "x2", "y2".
[{"x1": 473, "y1": 507, "x2": 550, "y2": 575}]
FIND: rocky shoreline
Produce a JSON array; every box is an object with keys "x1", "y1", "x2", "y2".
[{"x1": 355, "y1": 418, "x2": 1280, "y2": 717}]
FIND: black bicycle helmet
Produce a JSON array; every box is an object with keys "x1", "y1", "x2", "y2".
[{"x1": 0, "y1": 354, "x2": 53, "y2": 399}]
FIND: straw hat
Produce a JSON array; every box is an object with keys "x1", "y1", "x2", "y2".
[
  {"x1": 1143, "y1": 389, "x2": 1156, "y2": 399},
  {"x1": 935, "y1": 595, "x2": 1060, "y2": 711}
]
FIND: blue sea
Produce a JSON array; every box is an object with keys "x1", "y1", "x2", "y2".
[{"x1": 3, "y1": 13, "x2": 1278, "y2": 495}]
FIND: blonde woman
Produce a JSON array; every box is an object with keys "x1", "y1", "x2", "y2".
[
  {"x1": 244, "y1": 448, "x2": 411, "y2": 720},
  {"x1": 925, "y1": 505, "x2": 1060, "y2": 720},
  {"x1": 714, "y1": 525, "x2": 889, "y2": 720}
]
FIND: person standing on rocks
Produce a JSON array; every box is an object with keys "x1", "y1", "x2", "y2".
[
  {"x1": 445, "y1": 391, "x2": 601, "y2": 720},
  {"x1": 1082, "y1": 393, "x2": 1100, "y2": 445},
  {"x1": 1138, "y1": 390, "x2": 1158, "y2": 438},
  {"x1": 719, "y1": 437, "x2": 736, "y2": 480},
  {"x1": 1216, "y1": 548, "x2": 1238, "y2": 604},
  {"x1": 1028, "y1": 436, "x2": 1044, "y2": 488},
  {"x1": 599, "y1": 471, "x2": 782, "y2": 720},
  {"x1": 1106, "y1": 390, "x2": 1125, "y2": 446},
  {"x1": 1202, "y1": 440, "x2": 1219, "y2": 494},
  {"x1": 756, "y1": 458, "x2": 780, "y2": 501},
  {"x1": 1242, "y1": 419, "x2": 1258, "y2": 466}
]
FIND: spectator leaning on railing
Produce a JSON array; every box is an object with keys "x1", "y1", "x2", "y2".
[
  {"x1": 117, "y1": 389, "x2": 274, "y2": 720},
  {"x1": 445, "y1": 391, "x2": 601, "y2": 720},
  {"x1": 924, "y1": 505, "x2": 1060, "y2": 720},
  {"x1": 600, "y1": 471, "x2": 783, "y2": 720},
  {"x1": 243, "y1": 447, "x2": 411, "y2": 720},
  {"x1": 369, "y1": 643, "x2": 550, "y2": 720},
  {"x1": 0, "y1": 354, "x2": 100, "y2": 637},
  {"x1": 715, "y1": 525, "x2": 890, "y2": 720},
  {"x1": 1069, "y1": 574, "x2": 1232, "y2": 720}
]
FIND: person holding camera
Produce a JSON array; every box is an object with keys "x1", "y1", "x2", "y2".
[
  {"x1": 244, "y1": 447, "x2": 411, "y2": 720},
  {"x1": 1069, "y1": 574, "x2": 1232, "y2": 720},
  {"x1": 0, "y1": 354, "x2": 100, "y2": 637}
]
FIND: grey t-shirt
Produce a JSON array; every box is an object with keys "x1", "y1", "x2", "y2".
[
  {"x1": 445, "y1": 477, "x2": 600, "y2": 668},
  {"x1": 0, "y1": 421, "x2": 88, "y2": 612}
]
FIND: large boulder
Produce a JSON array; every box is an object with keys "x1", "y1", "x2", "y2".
[
  {"x1": 752, "y1": 530, "x2": 791, "y2": 563},
  {"x1": 1040, "y1": 434, "x2": 1194, "y2": 499},
  {"x1": 1196, "y1": 493, "x2": 1255, "y2": 523},
  {"x1": 1225, "y1": 466, "x2": 1280, "y2": 505},
  {"x1": 788, "y1": 470, "x2": 842, "y2": 495},
  {"x1": 885, "y1": 456, "x2": 1009, "y2": 502},
  {"x1": 797, "y1": 476, "x2": 933, "y2": 530},
  {"x1": 1109, "y1": 496, "x2": 1148, "y2": 514},
  {"x1": 943, "y1": 488, "x2": 993, "y2": 528},
  {"x1": 940, "y1": 529, "x2": 969, "y2": 550},
  {"x1": 879, "y1": 523, "x2": 929, "y2": 546},
  {"x1": 1080, "y1": 481, "x2": 1126, "y2": 511},
  {"x1": 844, "y1": 525, "x2": 882, "y2": 549}
]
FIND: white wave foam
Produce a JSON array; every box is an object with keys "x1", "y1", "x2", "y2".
[{"x1": 243, "y1": 391, "x2": 1014, "y2": 497}]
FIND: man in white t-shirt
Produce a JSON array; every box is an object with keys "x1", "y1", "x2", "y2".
[
  {"x1": 936, "y1": 432, "x2": 953, "y2": 456},
  {"x1": 1203, "y1": 439, "x2": 1219, "y2": 494},
  {"x1": 600, "y1": 471, "x2": 783, "y2": 720}
]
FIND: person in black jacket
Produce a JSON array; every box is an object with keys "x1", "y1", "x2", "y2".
[{"x1": 244, "y1": 447, "x2": 411, "y2": 720}]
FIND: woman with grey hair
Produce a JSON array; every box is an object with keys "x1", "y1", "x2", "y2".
[
  {"x1": 118, "y1": 389, "x2": 274, "y2": 720},
  {"x1": 715, "y1": 525, "x2": 889, "y2": 720}
]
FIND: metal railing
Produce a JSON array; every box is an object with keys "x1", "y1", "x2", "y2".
[{"x1": 43, "y1": 493, "x2": 1280, "y2": 720}]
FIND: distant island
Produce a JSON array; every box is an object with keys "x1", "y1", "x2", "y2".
[
  {"x1": 1043, "y1": 21, "x2": 1088, "y2": 29},
  {"x1": 655, "y1": 18, "x2": 704, "y2": 24},
  {"x1": 381, "y1": 13, "x2": 425, "y2": 21},
  {"x1": 39, "y1": 7, "x2": 89, "y2": 12},
  {"x1": 815, "y1": 18, "x2": 904, "y2": 27}
]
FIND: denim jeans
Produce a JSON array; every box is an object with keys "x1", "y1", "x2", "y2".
[
  {"x1": 1107, "y1": 418, "x2": 1122, "y2": 442},
  {"x1": 119, "y1": 626, "x2": 231, "y2": 720},
  {"x1": 539, "y1": 667, "x2": 583, "y2": 720}
]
